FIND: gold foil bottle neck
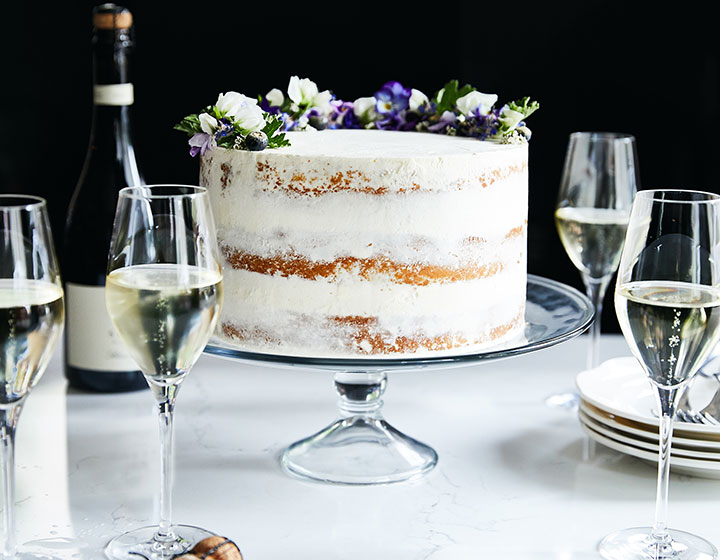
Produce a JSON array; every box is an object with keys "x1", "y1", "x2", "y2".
[{"x1": 92, "y1": 4, "x2": 133, "y2": 30}]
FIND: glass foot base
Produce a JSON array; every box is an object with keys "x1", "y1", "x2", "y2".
[
  {"x1": 599, "y1": 527, "x2": 718, "y2": 560},
  {"x1": 545, "y1": 390, "x2": 580, "y2": 411},
  {"x1": 281, "y1": 415, "x2": 438, "y2": 485},
  {"x1": 104, "y1": 524, "x2": 216, "y2": 560}
]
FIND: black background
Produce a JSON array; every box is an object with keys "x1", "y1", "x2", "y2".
[{"x1": 2, "y1": 1, "x2": 718, "y2": 334}]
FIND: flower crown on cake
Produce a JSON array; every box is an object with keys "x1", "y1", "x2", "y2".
[{"x1": 175, "y1": 76, "x2": 539, "y2": 156}]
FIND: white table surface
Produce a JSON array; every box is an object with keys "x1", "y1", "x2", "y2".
[{"x1": 10, "y1": 334, "x2": 720, "y2": 559}]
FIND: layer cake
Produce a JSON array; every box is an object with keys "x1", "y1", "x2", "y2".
[{"x1": 200, "y1": 128, "x2": 528, "y2": 357}]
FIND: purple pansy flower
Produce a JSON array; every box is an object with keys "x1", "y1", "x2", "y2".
[
  {"x1": 375, "y1": 81, "x2": 411, "y2": 116},
  {"x1": 260, "y1": 97, "x2": 281, "y2": 115},
  {"x1": 474, "y1": 109, "x2": 502, "y2": 139},
  {"x1": 428, "y1": 110, "x2": 457, "y2": 133},
  {"x1": 333, "y1": 100, "x2": 364, "y2": 129},
  {"x1": 188, "y1": 133, "x2": 214, "y2": 157}
]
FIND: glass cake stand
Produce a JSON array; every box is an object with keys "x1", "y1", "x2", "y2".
[{"x1": 204, "y1": 275, "x2": 594, "y2": 485}]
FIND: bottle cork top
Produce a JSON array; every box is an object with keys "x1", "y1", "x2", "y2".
[{"x1": 92, "y1": 3, "x2": 133, "y2": 30}]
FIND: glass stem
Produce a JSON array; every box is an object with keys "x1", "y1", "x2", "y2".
[
  {"x1": 149, "y1": 381, "x2": 181, "y2": 543},
  {"x1": 652, "y1": 386, "x2": 680, "y2": 546},
  {"x1": 0, "y1": 403, "x2": 22, "y2": 560},
  {"x1": 335, "y1": 371, "x2": 387, "y2": 418},
  {"x1": 583, "y1": 277, "x2": 610, "y2": 371}
]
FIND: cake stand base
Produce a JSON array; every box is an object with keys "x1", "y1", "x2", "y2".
[
  {"x1": 281, "y1": 370, "x2": 437, "y2": 485},
  {"x1": 281, "y1": 414, "x2": 437, "y2": 485}
]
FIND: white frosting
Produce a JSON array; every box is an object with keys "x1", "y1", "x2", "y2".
[
  {"x1": 200, "y1": 129, "x2": 529, "y2": 357},
  {"x1": 221, "y1": 264, "x2": 525, "y2": 326}
]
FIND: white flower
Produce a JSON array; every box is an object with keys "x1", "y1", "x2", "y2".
[
  {"x1": 287, "y1": 76, "x2": 333, "y2": 115},
  {"x1": 436, "y1": 87, "x2": 446, "y2": 105},
  {"x1": 353, "y1": 96, "x2": 378, "y2": 121},
  {"x1": 499, "y1": 106, "x2": 525, "y2": 131},
  {"x1": 266, "y1": 88, "x2": 284, "y2": 108},
  {"x1": 287, "y1": 76, "x2": 318, "y2": 105},
  {"x1": 216, "y1": 91, "x2": 258, "y2": 117},
  {"x1": 312, "y1": 89, "x2": 333, "y2": 115},
  {"x1": 409, "y1": 89, "x2": 429, "y2": 111},
  {"x1": 456, "y1": 90, "x2": 498, "y2": 116},
  {"x1": 233, "y1": 103, "x2": 265, "y2": 133},
  {"x1": 215, "y1": 91, "x2": 264, "y2": 132},
  {"x1": 199, "y1": 113, "x2": 218, "y2": 135}
]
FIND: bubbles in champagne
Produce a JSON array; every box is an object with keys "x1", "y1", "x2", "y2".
[
  {"x1": 555, "y1": 207, "x2": 630, "y2": 279},
  {"x1": 105, "y1": 265, "x2": 222, "y2": 381},
  {"x1": 615, "y1": 281, "x2": 720, "y2": 387},
  {"x1": 0, "y1": 280, "x2": 64, "y2": 404}
]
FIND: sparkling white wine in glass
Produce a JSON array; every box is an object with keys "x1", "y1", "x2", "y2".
[
  {"x1": 0, "y1": 195, "x2": 64, "y2": 559},
  {"x1": 616, "y1": 281, "x2": 720, "y2": 387},
  {"x1": 0, "y1": 280, "x2": 64, "y2": 404},
  {"x1": 600, "y1": 189, "x2": 720, "y2": 560},
  {"x1": 554, "y1": 207, "x2": 629, "y2": 280},
  {"x1": 548, "y1": 132, "x2": 638, "y2": 410},
  {"x1": 106, "y1": 264, "x2": 222, "y2": 382},
  {"x1": 104, "y1": 185, "x2": 224, "y2": 560}
]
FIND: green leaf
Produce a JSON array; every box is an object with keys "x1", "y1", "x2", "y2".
[
  {"x1": 262, "y1": 114, "x2": 290, "y2": 148},
  {"x1": 216, "y1": 135, "x2": 235, "y2": 149},
  {"x1": 507, "y1": 97, "x2": 540, "y2": 118},
  {"x1": 268, "y1": 134, "x2": 290, "y2": 149},
  {"x1": 174, "y1": 114, "x2": 201, "y2": 135},
  {"x1": 434, "y1": 80, "x2": 475, "y2": 114}
]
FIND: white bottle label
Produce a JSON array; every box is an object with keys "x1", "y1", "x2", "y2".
[
  {"x1": 65, "y1": 283, "x2": 138, "y2": 372},
  {"x1": 94, "y1": 83, "x2": 134, "y2": 106}
]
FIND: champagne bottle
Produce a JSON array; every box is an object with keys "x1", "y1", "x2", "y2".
[{"x1": 63, "y1": 3, "x2": 147, "y2": 392}]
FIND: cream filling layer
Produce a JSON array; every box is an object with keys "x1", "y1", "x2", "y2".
[
  {"x1": 219, "y1": 264, "x2": 525, "y2": 335},
  {"x1": 208, "y1": 175, "x2": 527, "y2": 242},
  {"x1": 218, "y1": 231, "x2": 526, "y2": 269}
]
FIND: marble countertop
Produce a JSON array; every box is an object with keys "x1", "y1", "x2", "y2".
[{"x1": 11, "y1": 334, "x2": 720, "y2": 559}]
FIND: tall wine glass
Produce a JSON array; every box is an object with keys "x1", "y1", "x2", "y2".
[
  {"x1": 599, "y1": 189, "x2": 720, "y2": 560},
  {"x1": 103, "y1": 185, "x2": 223, "y2": 559},
  {"x1": 1, "y1": 195, "x2": 64, "y2": 559},
  {"x1": 549, "y1": 132, "x2": 638, "y2": 408}
]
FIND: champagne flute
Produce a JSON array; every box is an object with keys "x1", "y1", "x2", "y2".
[
  {"x1": 599, "y1": 189, "x2": 720, "y2": 560},
  {"x1": 1, "y1": 195, "x2": 64, "y2": 559},
  {"x1": 103, "y1": 185, "x2": 223, "y2": 559},
  {"x1": 548, "y1": 132, "x2": 638, "y2": 408}
]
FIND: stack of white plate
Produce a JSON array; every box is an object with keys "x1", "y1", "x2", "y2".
[{"x1": 576, "y1": 357, "x2": 720, "y2": 479}]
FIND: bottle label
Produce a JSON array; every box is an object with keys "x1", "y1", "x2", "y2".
[
  {"x1": 94, "y1": 83, "x2": 134, "y2": 106},
  {"x1": 65, "y1": 283, "x2": 138, "y2": 372}
]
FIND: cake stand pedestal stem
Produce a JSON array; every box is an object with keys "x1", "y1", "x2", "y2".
[{"x1": 280, "y1": 370, "x2": 438, "y2": 485}]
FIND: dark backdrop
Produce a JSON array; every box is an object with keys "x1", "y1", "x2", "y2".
[{"x1": 2, "y1": 2, "x2": 718, "y2": 334}]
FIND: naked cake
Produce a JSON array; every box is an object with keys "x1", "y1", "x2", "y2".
[{"x1": 176, "y1": 77, "x2": 538, "y2": 357}]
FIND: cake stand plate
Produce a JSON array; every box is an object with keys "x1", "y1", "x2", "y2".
[{"x1": 204, "y1": 275, "x2": 594, "y2": 485}]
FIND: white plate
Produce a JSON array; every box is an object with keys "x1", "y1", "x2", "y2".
[
  {"x1": 578, "y1": 409, "x2": 720, "y2": 460},
  {"x1": 576, "y1": 357, "x2": 720, "y2": 437},
  {"x1": 579, "y1": 420, "x2": 720, "y2": 479},
  {"x1": 579, "y1": 400, "x2": 720, "y2": 450}
]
